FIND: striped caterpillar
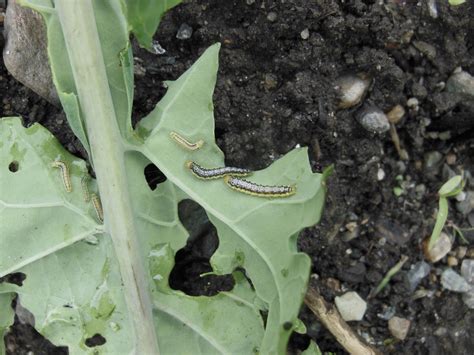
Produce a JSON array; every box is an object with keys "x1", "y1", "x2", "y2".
[
  {"x1": 223, "y1": 176, "x2": 296, "y2": 198},
  {"x1": 51, "y1": 160, "x2": 72, "y2": 192},
  {"x1": 91, "y1": 193, "x2": 104, "y2": 222},
  {"x1": 186, "y1": 161, "x2": 251, "y2": 180}
]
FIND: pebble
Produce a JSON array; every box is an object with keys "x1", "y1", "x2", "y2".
[
  {"x1": 388, "y1": 316, "x2": 411, "y2": 340},
  {"x1": 335, "y1": 292, "x2": 367, "y2": 321},
  {"x1": 407, "y1": 97, "x2": 419, "y2": 109},
  {"x1": 378, "y1": 306, "x2": 396, "y2": 320},
  {"x1": 338, "y1": 262, "x2": 366, "y2": 283},
  {"x1": 263, "y1": 73, "x2": 278, "y2": 90},
  {"x1": 446, "y1": 69, "x2": 474, "y2": 98},
  {"x1": 424, "y1": 232, "x2": 452, "y2": 263},
  {"x1": 355, "y1": 106, "x2": 390, "y2": 133},
  {"x1": 412, "y1": 82, "x2": 428, "y2": 99},
  {"x1": 424, "y1": 151, "x2": 443, "y2": 171},
  {"x1": 267, "y1": 11, "x2": 277, "y2": 22},
  {"x1": 440, "y1": 268, "x2": 471, "y2": 293},
  {"x1": 461, "y1": 259, "x2": 474, "y2": 284},
  {"x1": 456, "y1": 246, "x2": 467, "y2": 259},
  {"x1": 300, "y1": 28, "x2": 310, "y2": 40},
  {"x1": 3, "y1": 0, "x2": 59, "y2": 105},
  {"x1": 456, "y1": 191, "x2": 474, "y2": 215},
  {"x1": 455, "y1": 191, "x2": 466, "y2": 202},
  {"x1": 415, "y1": 184, "x2": 427, "y2": 199},
  {"x1": 446, "y1": 153, "x2": 457, "y2": 165},
  {"x1": 386, "y1": 104, "x2": 405, "y2": 124},
  {"x1": 406, "y1": 261, "x2": 431, "y2": 292},
  {"x1": 413, "y1": 40, "x2": 437, "y2": 60},
  {"x1": 334, "y1": 74, "x2": 370, "y2": 109},
  {"x1": 377, "y1": 168, "x2": 385, "y2": 181},
  {"x1": 375, "y1": 219, "x2": 410, "y2": 246},
  {"x1": 176, "y1": 23, "x2": 193, "y2": 40},
  {"x1": 447, "y1": 256, "x2": 458, "y2": 267}
]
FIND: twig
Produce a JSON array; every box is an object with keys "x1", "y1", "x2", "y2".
[{"x1": 304, "y1": 287, "x2": 382, "y2": 355}]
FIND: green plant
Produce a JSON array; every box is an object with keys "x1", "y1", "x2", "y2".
[
  {"x1": 448, "y1": 0, "x2": 466, "y2": 6},
  {"x1": 428, "y1": 175, "x2": 464, "y2": 250},
  {"x1": 0, "y1": 1, "x2": 328, "y2": 354}
]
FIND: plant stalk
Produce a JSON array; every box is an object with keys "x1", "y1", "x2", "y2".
[{"x1": 55, "y1": 1, "x2": 159, "y2": 353}]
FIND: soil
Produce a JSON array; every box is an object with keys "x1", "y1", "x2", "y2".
[{"x1": 2, "y1": 0, "x2": 474, "y2": 354}]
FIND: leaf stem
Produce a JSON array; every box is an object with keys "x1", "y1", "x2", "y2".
[{"x1": 55, "y1": 1, "x2": 159, "y2": 353}]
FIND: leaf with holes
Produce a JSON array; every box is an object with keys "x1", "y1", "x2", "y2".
[{"x1": 1, "y1": 0, "x2": 326, "y2": 353}]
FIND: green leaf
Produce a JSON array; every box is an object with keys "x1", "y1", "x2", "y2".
[
  {"x1": 438, "y1": 175, "x2": 463, "y2": 197},
  {"x1": 302, "y1": 340, "x2": 322, "y2": 355},
  {"x1": 0, "y1": 118, "x2": 264, "y2": 353},
  {"x1": 18, "y1": 0, "x2": 135, "y2": 152},
  {"x1": 449, "y1": 0, "x2": 466, "y2": 5},
  {"x1": 429, "y1": 196, "x2": 449, "y2": 250},
  {"x1": 124, "y1": 0, "x2": 183, "y2": 49},
  {"x1": 136, "y1": 44, "x2": 327, "y2": 354}
]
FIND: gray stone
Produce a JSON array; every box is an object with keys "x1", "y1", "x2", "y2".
[
  {"x1": 300, "y1": 28, "x2": 310, "y2": 40},
  {"x1": 461, "y1": 259, "x2": 474, "y2": 285},
  {"x1": 462, "y1": 289, "x2": 474, "y2": 309},
  {"x1": 267, "y1": 12, "x2": 277, "y2": 22},
  {"x1": 176, "y1": 23, "x2": 193, "y2": 40},
  {"x1": 3, "y1": 0, "x2": 59, "y2": 105},
  {"x1": 334, "y1": 74, "x2": 370, "y2": 109},
  {"x1": 441, "y1": 268, "x2": 471, "y2": 293},
  {"x1": 388, "y1": 316, "x2": 411, "y2": 340},
  {"x1": 335, "y1": 292, "x2": 367, "y2": 321},
  {"x1": 446, "y1": 69, "x2": 474, "y2": 98},
  {"x1": 424, "y1": 151, "x2": 443, "y2": 171},
  {"x1": 424, "y1": 232, "x2": 452, "y2": 263},
  {"x1": 355, "y1": 106, "x2": 390, "y2": 133},
  {"x1": 456, "y1": 191, "x2": 474, "y2": 215},
  {"x1": 406, "y1": 261, "x2": 431, "y2": 292},
  {"x1": 413, "y1": 40, "x2": 437, "y2": 60}
]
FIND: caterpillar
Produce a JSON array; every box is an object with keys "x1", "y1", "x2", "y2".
[
  {"x1": 186, "y1": 161, "x2": 251, "y2": 180},
  {"x1": 223, "y1": 176, "x2": 296, "y2": 198},
  {"x1": 170, "y1": 131, "x2": 204, "y2": 151},
  {"x1": 51, "y1": 160, "x2": 72, "y2": 192},
  {"x1": 81, "y1": 176, "x2": 90, "y2": 202},
  {"x1": 91, "y1": 193, "x2": 104, "y2": 222}
]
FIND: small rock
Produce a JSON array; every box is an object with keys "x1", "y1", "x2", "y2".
[
  {"x1": 325, "y1": 277, "x2": 341, "y2": 292},
  {"x1": 461, "y1": 259, "x2": 474, "y2": 284},
  {"x1": 456, "y1": 246, "x2": 467, "y2": 259},
  {"x1": 377, "y1": 168, "x2": 385, "y2": 181},
  {"x1": 263, "y1": 73, "x2": 278, "y2": 90},
  {"x1": 446, "y1": 153, "x2": 457, "y2": 165},
  {"x1": 447, "y1": 256, "x2": 458, "y2": 267},
  {"x1": 335, "y1": 292, "x2": 367, "y2": 321},
  {"x1": 246, "y1": 0, "x2": 255, "y2": 4},
  {"x1": 386, "y1": 104, "x2": 405, "y2": 124},
  {"x1": 338, "y1": 263, "x2": 366, "y2": 283},
  {"x1": 406, "y1": 261, "x2": 431, "y2": 292},
  {"x1": 151, "y1": 40, "x2": 166, "y2": 55},
  {"x1": 412, "y1": 82, "x2": 428, "y2": 99},
  {"x1": 407, "y1": 97, "x2": 419, "y2": 109},
  {"x1": 334, "y1": 74, "x2": 370, "y2": 109},
  {"x1": 176, "y1": 23, "x2": 193, "y2": 40},
  {"x1": 267, "y1": 11, "x2": 277, "y2": 22},
  {"x1": 300, "y1": 28, "x2": 310, "y2": 40},
  {"x1": 415, "y1": 184, "x2": 427, "y2": 199},
  {"x1": 413, "y1": 40, "x2": 437, "y2": 60},
  {"x1": 424, "y1": 151, "x2": 443, "y2": 171},
  {"x1": 456, "y1": 191, "x2": 474, "y2": 215},
  {"x1": 375, "y1": 219, "x2": 410, "y2": 246},
  {"x1": 378, "y1": 306, "x2": 396, "y2": 320},
  {"x1": 462, "y1": 289, "x2": 474, "y2": 309},
  {"x1": 446, "y1": 69, "x2": 474, "y2": 98},
  {"x1": 441, "y1": 268, "x2": 471, "y2": 293},
  {"x1": 455, "y1": 191, "x2": 466, "y2": 202},
  {"x1": 424, "y1": 232, "x2": 453, "y2": 263},
  {"x1": 388, "y1": 316, "x2": 411, "y2": 340},
  {"x1": 356, "y1": 106, "x2": 390, "y2": 133},
  {"x1": 3, "y1": 0, "x2": 59, "y2": 105}
]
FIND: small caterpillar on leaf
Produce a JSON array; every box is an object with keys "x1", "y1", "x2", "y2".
[
  {"x1": 51, "y1": 160, "x2": 72, "y2": 192},
  {"x1": 224, "y1": 176, "x2": 296, "y2": 198},
  {"x1": 170, "y1": 131, "x2": 204, "y2": 151},
  {"x1": 91, "y1": 193, "x2": 104, "y2": 222},
  {"x1": 186, "y1": 161, "x2": 251, "y2": 180},
  {"x1": 81, "y1": 176, "x2": 90, "y2": 202}
]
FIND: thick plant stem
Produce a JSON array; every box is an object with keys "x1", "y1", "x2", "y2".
[{"x1": 55, "y1": 1, "x2": 160, "y2": 353}]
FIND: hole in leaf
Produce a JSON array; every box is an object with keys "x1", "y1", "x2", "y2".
[
  {"x1": 0, "y1": 273, "x2": 26, "y2": 286},
  {"x1": 170, "y1": 200, "x2": 234, "y2": 296},
  {"x1": 4, "y1": 299, "x2": 68, "y2": 355},
  {"x1": 144, "y1": 163, "x2": 166, "y2": 190},
  {"x1": 85, "y1": 333, "x2": 106, "y2": 347},
  {"x1": 8, "y1": 161, "x2": 19, "y2": 172}
]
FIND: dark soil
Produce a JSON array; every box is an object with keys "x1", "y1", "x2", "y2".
[{"x1": 2, "y1": 0, "x2": 474, "y2": 354}]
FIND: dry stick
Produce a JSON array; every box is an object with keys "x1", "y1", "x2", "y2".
[{"x1": 304, "y1": 287, "x2": 382, "y2": 355}]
